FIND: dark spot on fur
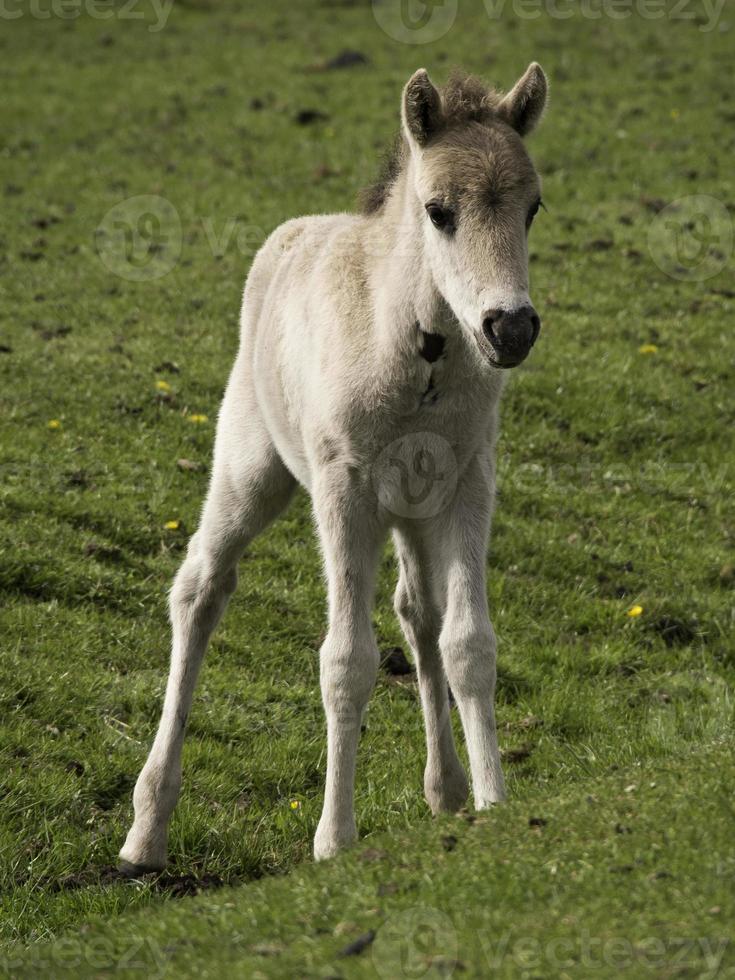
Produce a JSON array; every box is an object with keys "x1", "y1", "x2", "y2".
[
  {"x1": 418, "y1": 325, "x2": 445, "y2": 363},
  {"x1": 420, "y1": 375, "x2": 440, "y2": 406}
]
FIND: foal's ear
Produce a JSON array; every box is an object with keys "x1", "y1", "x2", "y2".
[
  {"x1": 402, "y1": 69, "x2": 444, "y2": 148},
  {"x1": 497, "y1": 62, "x2": 548, "y2": 137}
]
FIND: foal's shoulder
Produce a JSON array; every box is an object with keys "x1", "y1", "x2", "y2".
[{"x1": 266, "y1": 212, "x2": 359, "y2": 257}]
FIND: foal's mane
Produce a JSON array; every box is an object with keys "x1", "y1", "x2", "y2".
[{"x1": 359, "y1": 72, "x2": 503, "y2": 215}]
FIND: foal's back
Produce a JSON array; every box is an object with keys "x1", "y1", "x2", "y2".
[{"x1": 239, "y1": 210, "x2": 399, "y2": 488}]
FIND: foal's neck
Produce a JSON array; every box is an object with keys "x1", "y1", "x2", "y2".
[{"x1": 367, "y1": 156, "x2": 447, "y2": 355}]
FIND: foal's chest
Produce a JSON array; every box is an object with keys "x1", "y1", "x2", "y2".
[{"x1": 404, "y1": 323, "x2": 498, "y2": 422}]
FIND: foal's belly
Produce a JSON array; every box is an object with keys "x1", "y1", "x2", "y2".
[{"x1": 251, "y1": 330, "x2": 313, "y2": 490}]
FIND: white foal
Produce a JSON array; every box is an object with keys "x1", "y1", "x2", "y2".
[{"x1": 120, "y1": 61, "x2": 548, "y2": 871}]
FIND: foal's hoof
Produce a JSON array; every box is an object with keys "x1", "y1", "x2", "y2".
[
  {"x1": 117, "y1": 857, "x2": 166, "y2": 878},
  {"x1": 119, "y1": 828, "x2": 167, "y2": 876},
  {"x1": 425, "y1": 766, "x2": 470, "y2": 815},
  {"x1": 313, "y1": 822, "x2": 357, "y2": 861}
]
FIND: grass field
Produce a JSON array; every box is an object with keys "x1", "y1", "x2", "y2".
[{"x1": 1, "y1": 0, "x2": 734, "y2": 975}]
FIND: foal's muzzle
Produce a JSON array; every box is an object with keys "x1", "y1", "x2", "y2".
[{"x1": 478, "y1": 305, "x2": 541, "y2": 368}]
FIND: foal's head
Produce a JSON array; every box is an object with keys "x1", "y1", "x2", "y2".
[{"x1": 401, "y1": 65, "x2": 548, "y2": 369}]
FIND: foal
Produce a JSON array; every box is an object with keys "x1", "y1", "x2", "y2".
[{"x1": 120, "y1": 62, "x2": 548, "y2": 870}]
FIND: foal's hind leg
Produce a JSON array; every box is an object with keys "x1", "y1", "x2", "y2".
[
  {"x1": 119, "y1": 386, "x2": 295, "y2": 873},
  {"x1": 393, "y1": 527, "x2": 469, "y2": 814}
]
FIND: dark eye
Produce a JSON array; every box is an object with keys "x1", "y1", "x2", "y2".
[
  {"x1": 526, "y1": 198, "x2": 542, "y2": 228},
  {"x1": 425, "y1": 202, "x2": 454, "y2": 233}
]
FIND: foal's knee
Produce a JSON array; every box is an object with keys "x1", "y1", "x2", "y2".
[
  {"x1": 394, "y1": 580, "x2": 438, "y2": 651},
  {"x1": 319, "y1": 628, "x2": 379, "y2": 725},
  {"x1": 439, "y1": 623, "x2": 497, "y2": 699},
  {"x1": 169, "y1": 533, "x2": 238, "y2": 622}
]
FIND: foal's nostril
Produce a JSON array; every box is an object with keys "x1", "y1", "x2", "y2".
[
  {"x1": 530, "y1": 313, "x2": 541, "y2": 346},
  {"x1": 482, "y1": 309, "x2": 502, "y2": 346}
]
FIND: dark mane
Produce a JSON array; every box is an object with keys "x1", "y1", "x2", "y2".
[
  {"x1": 359, "y1": 72, "x2": 502, "y2": 215},
  {"x1": 441, "y1": 70, "x2": 502, "y2": 124},
  {"x1": 359, "y1": 131, "x2": 407, "y2": 215}
]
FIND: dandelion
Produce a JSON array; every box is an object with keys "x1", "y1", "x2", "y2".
[
  {"x1": 156, "y1": 379, "x2": 172, "y2": 393},
  {"x1": 627, "y1": 604, "x2": 643, "y2": 618},
  {"x1": 638, "y1": 344, "x2": 658, "y2": 354},
  {"x1": 47, "y1": 419, "x2": 62, "y2": 430},
  {"x1": 164, "y1": 520, "x2": 180, "y2": 530},
  {"x1": 188, "y1": 413, "x2": 208, "y2": 424},
  {"x1": 289, "y1": 800, "x2": 301, "y2": 811},
  {"x1": 670, "y1": 109, "x2": 680, "y2": 120}
]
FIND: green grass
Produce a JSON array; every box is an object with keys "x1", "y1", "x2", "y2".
[
  {"x1": 1, "y1": 0, "x2": 734, "y2": 973},
  {"x1": 3, "y1": 745, "x2": 735, "y2": 978}
]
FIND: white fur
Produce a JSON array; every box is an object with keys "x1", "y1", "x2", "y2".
[{"x1": 120, "y1": 64, "x2": 546, "y2": 869}]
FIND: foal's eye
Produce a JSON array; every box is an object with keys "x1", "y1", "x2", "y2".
[
  {"x1": 526, "y1": 198, "x2": 542, "y2": 228},
  {"x1": 425, "y1": 202, "x2": 454, "y2": 233}
]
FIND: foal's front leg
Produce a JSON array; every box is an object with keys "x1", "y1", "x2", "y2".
[
  {"x1": 437, "y1": 459, "x2": 506, "y2": 807},
  {"x1": 312, "y1": 471, "x2": 382, "y2": 860},
  {"x1": 393, "y1": 527, "x2": 469, "y2": 814}
]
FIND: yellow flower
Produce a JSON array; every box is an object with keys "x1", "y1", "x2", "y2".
[
  {"x1": 47, "y1": 419, "x2": 61, "y2": 430},
  {"x1": 670, "y1": 109, "x2": 680, "y2": 120},
  {"x1": 156, "y1": 379, "x2": 172, "y2": 393},
  {"x1": 289, "y1": 800, "x2": 300, "y2": 810},
  {"x1": 627, "y1": 604, "x2": 643, "y2": 618},
  {"x1": 188, "y1": 413, "x2": 209, "y2": 424},
  {"x1": 164, "y1": 520, "x2": 180, "y2": 530},
  {"x1": 638, "y1": 344, "x2": 658, "y2": 354}
]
